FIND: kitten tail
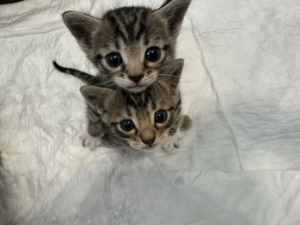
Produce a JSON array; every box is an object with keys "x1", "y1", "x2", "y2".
[{"x1": 52, "y1": 61, "x2": 99, "y2": 85}]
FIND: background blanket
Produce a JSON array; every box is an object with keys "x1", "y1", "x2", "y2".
[{"x1": 1, "y1": 0, "x2": 300, "y2": 224}]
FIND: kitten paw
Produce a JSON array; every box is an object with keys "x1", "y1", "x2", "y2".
[
  {"x1": 162, "y1": 132, "x2": 186, "y2": 152},
  {"x1": 79, "y1": 132, "x2": 102, "y2": 151},
  {"x1": 162, "y1": 135, "x2": 180, "y2": 152}
]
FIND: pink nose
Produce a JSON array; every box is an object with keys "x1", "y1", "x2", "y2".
[
  {"x1": 128, "y1": 74, "x2": 144, "y2": 83},
  {"x1": 142, "y1": 137, "x2": 155, "y2": 146}
]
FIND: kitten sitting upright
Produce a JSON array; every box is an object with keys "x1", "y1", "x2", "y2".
[
  {"x1": 53, "y1": 0, "x2": 192, "y2": 92},
  {"x1": 80, "y1": 59, "x2": 191, "y2": 151}
]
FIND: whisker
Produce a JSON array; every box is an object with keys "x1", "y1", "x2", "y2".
[
  {"x1": 157, "y1": 74, "x2": 176, "y2": 77},
  {"x1": 93, "y1": 80, "x2": 113, "y2": 87},
  {"x1": 157, "y1": 64, "x2": 177, "y2": 71},
  {"x1": 154, "y1": 80, "x2": 168, "y2": 99},
  {"x1": 152, "y1": 82, "x2": 160, "y2": 97},
  {"x1": 157, "y1": 77, "x2": 179, "y2": 85}
]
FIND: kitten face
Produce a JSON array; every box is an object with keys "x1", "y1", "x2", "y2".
[
  {"x1": 62, "y1": 0, "x2": 191, "y2": 92},
  {"x1": 81, "y1": 59, "x2": 184, "y2": 151},
  {"x1": 94, "y1": 10, "x2": 170, "y2": 93},
  {"x1": 101, "y1": 91, "x2": 177, "y2": 150}
]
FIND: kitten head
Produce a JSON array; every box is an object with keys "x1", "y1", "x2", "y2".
[
  {"x1": 62, "y1": 0, "x2": 191, "y2": 92},
  {"x1": 80, "y1": 59, "x2": 184, "y2": 151}
]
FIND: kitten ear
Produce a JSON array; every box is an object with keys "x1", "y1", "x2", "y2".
[
  {"x1": 154, "y1": 0, "x2": 192, "y2": 37},
  {"x1": 62, "y1": 11, "x2": 103, "y2": 52},
  {"x1": 80, "y1": 86, "x2": 114, "y2": 113},
  {"x1": 167, "y1": 58, "x2": 184, "y2": 89}
]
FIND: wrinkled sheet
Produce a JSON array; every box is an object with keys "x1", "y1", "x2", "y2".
[{"x1": 1, "y1": 0, "x2": 300, "y2": 224}]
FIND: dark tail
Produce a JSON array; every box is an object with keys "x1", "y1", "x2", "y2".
[
  {"x1": 0, "y1": 0, "x2": 23, "y2": 4},
  {"x1": 52, "y1": 61, "x2": 100, "y2": 85}
]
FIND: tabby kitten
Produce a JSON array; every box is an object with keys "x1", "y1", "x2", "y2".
[
  {"x1": 80, "y1": 59, "x2": 191, "y2": 151},
  {"x1": 53, "y1": 0, "x2": 192, "y2": 92}
]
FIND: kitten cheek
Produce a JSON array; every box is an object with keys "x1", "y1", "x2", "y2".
[
  {"x1": 150, "y1": 72, "x2": 158, "y2": 80},
  {"x1": 142, "y1": 72, "x2": 157, "y2": 85},
  {"x1": 113, "y1": 76, "x2": 132, "y2": 89},
  {"x1": 119, "y1": 73, "x2": 126, "y2": 78},
  {"x1": 127, "y1": 142, "x2": 134, "y2": 148},
  {"x1": 155, "y1": 123, "x2": 168, "y2": 130},
  {"x1": 160, "y1": 131, "x2": 170, "y2": 141},
  {"x1": 128, "y1": 141, "x2": 140, "y2": 150}
]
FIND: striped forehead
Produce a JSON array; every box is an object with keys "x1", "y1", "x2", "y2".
[
  {"x1": 103, "y1": 8, "x2": 149, "y2": 45},
  {"x1": 124, "y1": 89, "x2": 152, "y2": 109}
]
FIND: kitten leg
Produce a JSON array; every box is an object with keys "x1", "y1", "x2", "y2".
[
  {"x1": 80, "y1": 107, "x2": 106, "y2": 151},
  {"x1": 179, "y1": 115, "x2": 192, "y2": 132},
  {"x1": 162, "y1": 115, "x2": 192, "y2": 152},
  {"x1": 162, "y1": 133, "x2": 181, "y2": 152},
  {"x1": 80, "y1": 132, "x2": 102, "y2": 151}
]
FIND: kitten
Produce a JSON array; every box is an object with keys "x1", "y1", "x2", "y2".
[
  {"x1": 80, "y1": 59, "x2": 192, "y2": 151},
  {"x1": 53, "y1": 0, "x2": 192, "y2": 92}
]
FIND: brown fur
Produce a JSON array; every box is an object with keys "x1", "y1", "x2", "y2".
[
  {"x1": 53, "y1": 0, "x2": 192, "y2": 93},
  {"x1": 179, "y1": 115, "x2": 192, "y2": 131},
  {"x1": 81, "y1": 59, "x2": 191, "y2": 151}
]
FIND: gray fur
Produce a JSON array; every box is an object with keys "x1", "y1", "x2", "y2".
[
  {"x1": 81, "y1": 59, "x2": 192, "y2": 151},
  {"x1": 53, "y1": 0, "x2": 193, "y2": 151},
  {"x1": 53, "y1": 0, "x2": 192, "y2": 92}
]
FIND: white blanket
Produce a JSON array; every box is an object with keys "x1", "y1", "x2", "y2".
[{"x1": 1, "y1": 0, "x2": 300, "y2": 224}]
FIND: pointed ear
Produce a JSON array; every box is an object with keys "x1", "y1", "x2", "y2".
[
  {"x1": 166, "y1": 59, "x2": 184, "y2": 90},
  {"x1": 154, "y1": 0, "x2": 192, "y2": 38},
  {"x1": 80, "y1": 86, "x2": 114, "y2": 113},
  {"x1": 62, "y1": 11, "x2": 103, "y2": 52}
]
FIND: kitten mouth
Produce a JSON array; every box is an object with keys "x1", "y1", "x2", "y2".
[
  {"x1": 127, "y1": 84, "x2": 147, "y2": 91},
  {"x1": 143, "y1": 144, "x2": 157, "y2": 150}
]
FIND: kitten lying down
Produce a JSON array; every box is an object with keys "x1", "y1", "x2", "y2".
[{"x1": 80, "y1": 59, "x2": 192, "y2": 152}]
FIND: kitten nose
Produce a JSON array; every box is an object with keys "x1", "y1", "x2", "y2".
[
  {"x1": 128, "y1": 74, "x2": 144, "y2": 83},
  {"x1": 142, "y1": 137, "x2": 156, "y2": 146}
]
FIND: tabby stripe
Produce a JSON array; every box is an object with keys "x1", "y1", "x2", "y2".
[
  {"x1": 113, "y1": 13, "x2": 129, "y2": 42},
  {"x1": 135, "y1": 10, "x2": 147, "y2": 40},
  {"x1": 163, "y1": 44, "x2": 169, "y2": 51},
  {"x1": 107, "y1": 14, "x2": 127, "y2": 42},
  {"x1": 53, "y1": 61, "x2": 99, "y2": 85},
  {"x1": 174, "y1": 98, "x2": 182, "y2": 111},
  {"x1": 136, "y1": 23, "x2": 146, "y2": 40},
  {"x1": 126, "y1": 92, "x2": 150, "y2": 109},
  {"x1": 115, "y1": 27, "x2": 127, "y2": 42},
  {"x1": 168, "y1": 127, "x2": 177, "y2": 136}
]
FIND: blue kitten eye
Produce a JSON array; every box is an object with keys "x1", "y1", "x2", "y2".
[
  {"x1": 106, "y1": 52, "x2": 123, "y2": 67},
  {"x1": 155, "y1": 110, "x2": 167, "y2": 123},
  {"x1": 120, "y1": 120, "x2": 135, "y2": 132},
  {"x1": 145, "y1": 47, "x2": 161, "y2": 62}
]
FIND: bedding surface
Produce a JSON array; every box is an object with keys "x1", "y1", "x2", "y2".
[{"x1": 0, "y1": 0, "x2": 300, "y2": 224}]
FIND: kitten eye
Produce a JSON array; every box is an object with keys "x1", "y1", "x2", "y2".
[
  {"x1": 106, "y1": 52, "x2": 123, "y2": 67},
  {"x1": 120, "y1": 120, "x2": 135, "y2": 132},
  {"x1": 145, "y1": 47, "x2": 161, "y2": 62},
  {"x1": 154, "y1": 110, "x2": 167, "y2": 123}
]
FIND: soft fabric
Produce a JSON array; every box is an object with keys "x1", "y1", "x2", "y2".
[{"x1": 0, "y1": 0, "x2": 300, "y2": 224}]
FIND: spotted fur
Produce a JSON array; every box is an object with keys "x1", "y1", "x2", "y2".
[{"x1": 53, "y1": 0, "x2": 192, "y2": 92}]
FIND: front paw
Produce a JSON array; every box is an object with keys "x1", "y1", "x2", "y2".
[
  {"x1": 162, "y1": 135, "x2": 180, "y2": 152},
  {"x1": 79, "y1": 132, "x2": 102, "y2": 151}
]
